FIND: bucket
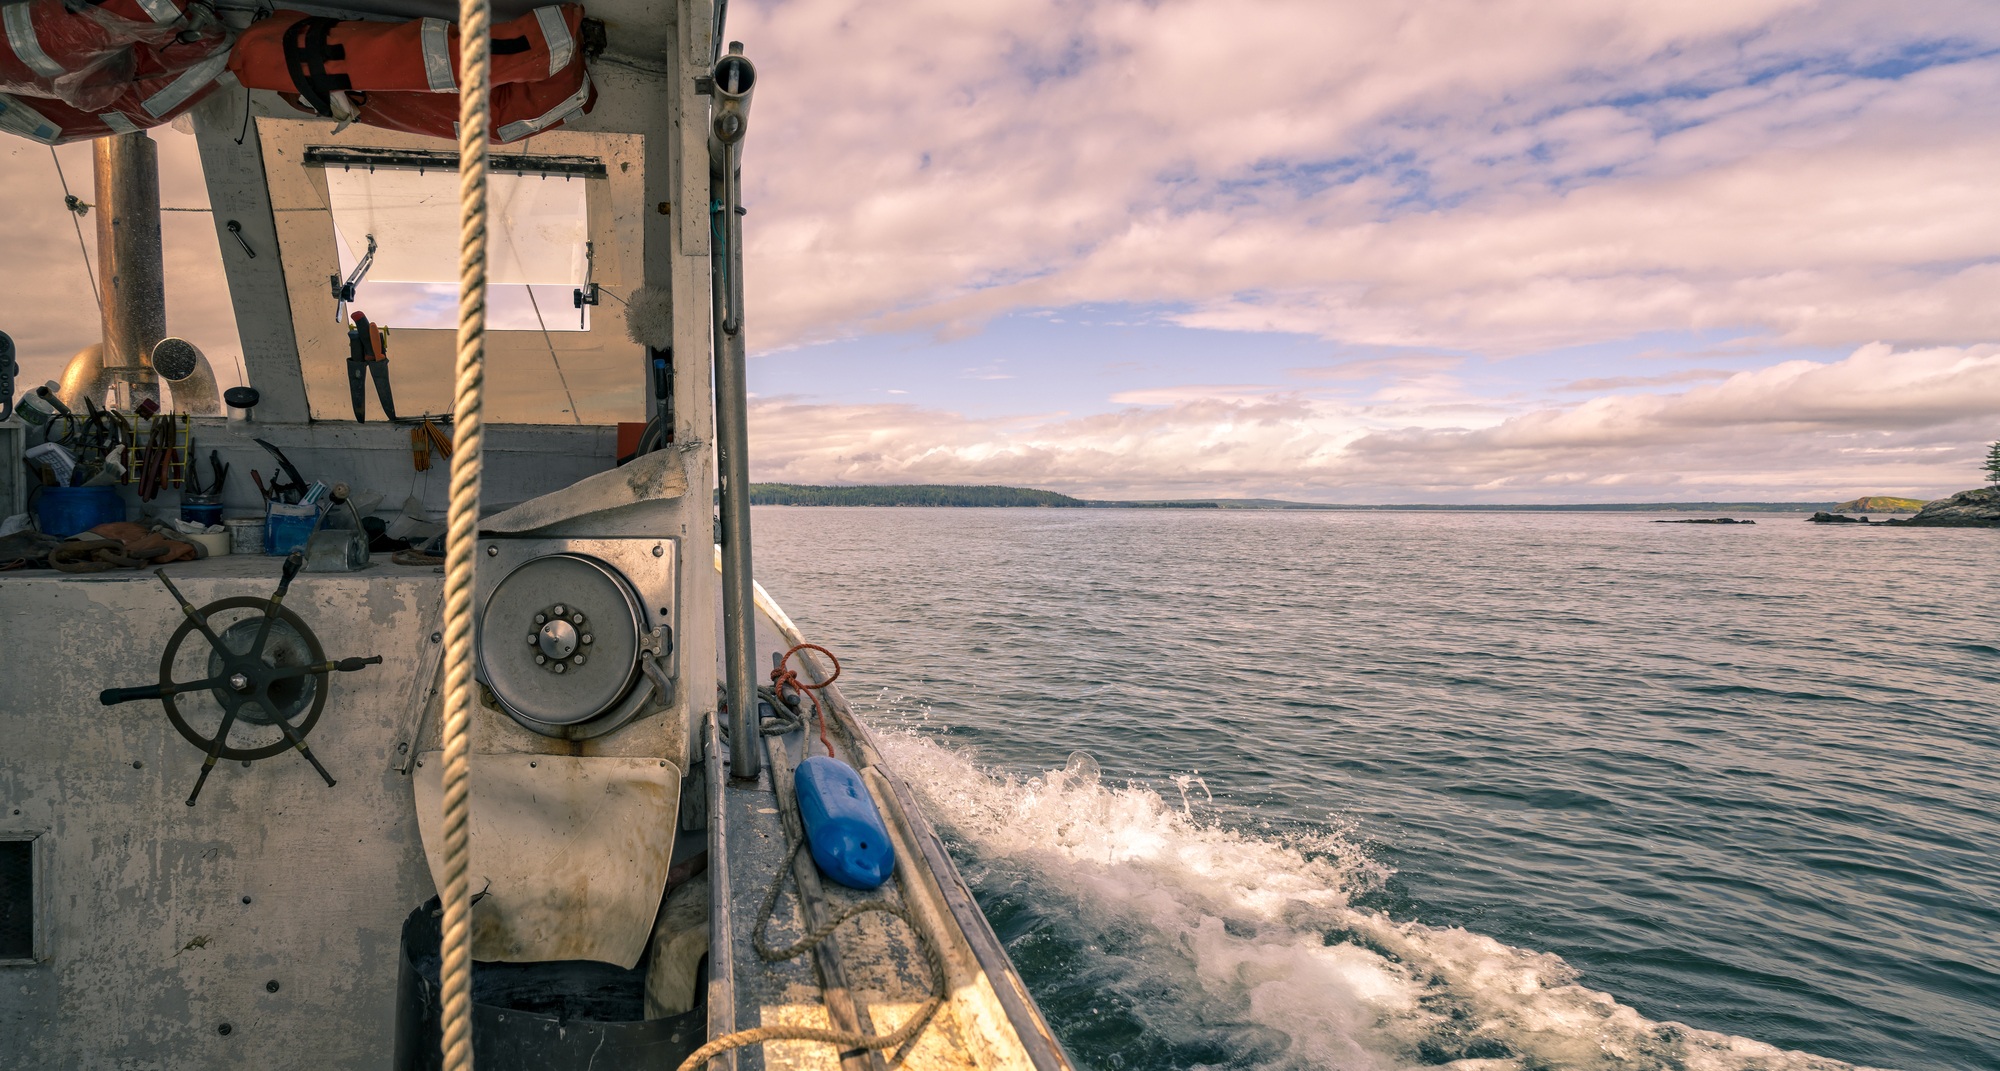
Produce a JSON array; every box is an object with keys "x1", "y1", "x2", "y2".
[
  {"x1": 224, "y1": 516, "x2": 264, "y2": 555},
  {"x1": 392, "y1": 900, "x2": 702, "y2": 1070},
  {"x1": 35, "y1": 485, "x2": 124, "y2": 537},
  {"x1": 181, "y1": 492, "x2": 223, "y2": 528}
]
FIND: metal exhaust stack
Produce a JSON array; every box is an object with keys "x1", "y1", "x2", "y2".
[
  {"x1": 710, "y1": 42, "x2": 759, "y2": 779},
  {"x1": 94, "y1": 132, "x2": 166, "y2": 410}
]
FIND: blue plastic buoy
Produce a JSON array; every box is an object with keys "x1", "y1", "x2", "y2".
[{"x1": 794, "y1": 755, "x2": 895, "y2": 890}]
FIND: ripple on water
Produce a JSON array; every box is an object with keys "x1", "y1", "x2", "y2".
[{"x1": 754, "y1": 508, "x2": 2000, "y2": 1071}]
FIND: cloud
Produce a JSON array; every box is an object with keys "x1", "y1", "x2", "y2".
[
  {"x1": 749, "y1": 343, "x2": 2000, "y2": 500},
  {"x1": 729, "y1": 0, "x2": 2000, "y2": 352},
  {"x1": 1556, "y1": 369, "x2": 1735, "y2": 391}
]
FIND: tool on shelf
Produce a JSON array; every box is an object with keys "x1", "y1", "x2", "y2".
[{"x1": 345, "y1": 311, "x2": 397, "y2": 422}]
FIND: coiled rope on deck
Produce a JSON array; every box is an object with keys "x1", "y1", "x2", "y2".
[
  {"x1": 674, "y1": 837, "x2": 946, "y2": 1071},
  {"x1": 437, "y1": 0, "x2": 491, "y2": 1065}
]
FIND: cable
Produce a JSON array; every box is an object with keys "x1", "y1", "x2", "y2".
[
  {"x1": 49, "y1": 147, "x2": 102, "y2": 314},
  {"x1": 437, "y1": 0, "x2": 491, "y2": 1064},
  {"x1": 523, "y1": 284, "x2": 582, "y2": 424}
]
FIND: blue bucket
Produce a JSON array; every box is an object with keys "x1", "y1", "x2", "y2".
[{"x1": 36, "y1": 485, "x2": 125, "y2": 537}]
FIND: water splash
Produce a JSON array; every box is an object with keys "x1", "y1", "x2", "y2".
[{"x1": 876, "y1": 731, "x2": 1883, "y2": 1071}]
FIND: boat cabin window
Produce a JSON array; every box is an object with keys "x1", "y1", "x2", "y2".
[
  {"x1": 323, "y1": 162, "x2": 591, "y2": 333},
  {"x1": 259, "y1": 119, "x2": 646, "y2": 425}
]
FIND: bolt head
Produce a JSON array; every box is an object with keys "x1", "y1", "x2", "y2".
[
  {"x1": 571, "y1": 613, "x2": 583, "y2": 625},
  {"x1": 652, "y1": 544, "x2": 664, "y2": 557},
  {"x1": 229, "y1": 673, "x2": 251, "y2": 692},
  {"x1": 552, "y1": 604, "x2": 566, "y2": 616},
  {"x1": 582, "y1": 633, "x2": 593, "y2": 645},
  {"x1": 535, "y1": 654, "x2": 546, "y2": 665},
  {"x1": 553, "y1": 662, "x2": 567, "y2": 674},
  {"x1": 528, "y1": 634, "x2": 538, "y2": 645},
  {"x1": 486, "y1": 546, "x2": 498, "y2": 557},
  {"x1": 573, "y1": 654, "x2": 586, "y2": 666},
  {"x1": 534, "y1": 614, "x2": 546, "y2": 624}
]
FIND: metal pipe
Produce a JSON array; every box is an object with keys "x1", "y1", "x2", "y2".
[
  {"x1": 152, "y1": 338, "x2": 222, "y2": 414},
  {"x1": 94, "y1": 132, "x2": 165, "y2": 410},
  {"x1": 711, "y1": 42, "x2": 759, "y2": 780}
]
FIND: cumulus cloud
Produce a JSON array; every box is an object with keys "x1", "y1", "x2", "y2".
[
  {"x1": 750, "y1": 343, "x2": 2000, "y2": 500},
  {"x1": 730, "y1": 0, "x2": 2000, "y2": 351}
]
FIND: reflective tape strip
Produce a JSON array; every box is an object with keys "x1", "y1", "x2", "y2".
[
  {"x1": 98, "y1": 110, "x2": 137, "y2": 134},
  {"x1": 0, "y1": 92, "x2": 61, "y2": 143},
  {"x1": 420, "y1": 18, "x2": 455, "y2": 92},
  {"x1": 535, "y1": 6, "x2": 572, "y2": 77},
  {"x1": 4, "y1": 3, "x2": 66, "y2": 80},
  {"x1": 132, "y1": 0, "x2": 180, "y2": 24},
  {"x1": 139, "y1": 46, "x2": 229, "y2": 116},
  {"x1": 495, "y1": 68, "x2": 589, "y2": 142}
]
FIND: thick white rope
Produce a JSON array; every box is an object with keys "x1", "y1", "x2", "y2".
[{"x1": 438, "y1": 0, "x2": 490, "y2": 1064}]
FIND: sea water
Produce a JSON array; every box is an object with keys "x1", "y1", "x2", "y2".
[{"x1": 752, "y1": 507, "x2": 1999, "y2": 1071}]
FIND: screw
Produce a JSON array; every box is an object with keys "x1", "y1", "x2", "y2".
[
  {"x1": 535, "y1": 654, "x2": 547, "y2": 665},
  {"x1": 571, "y1": 613, "x2": 583, "y2": 624},
  {"x1": 528, "y1": 633, "x2": 538, "y2": 645},
  {"x1": 266, "y1": 979, "x2": 281, "y2": 993},
  {"x1": 552, "y1": 604, "x2": 566, "y2": 616},
  {"x1": 430, "y1": 632, "x2": 441, "y2": 643},
  {"x1": 652, "y1": 544, "x2": 664, "y2": 557},
  {"x1": 582, "y1": 633, "x2": 593, "y2": 645},
  {"x1": 573, "y1": 654, "x2": 586, "y2": 666},
  {"x1": 486, "y1": 546, "x2": 498, "y2": 557},
  {"x1": 554, "y1": 663, "x2": 567, "y2": 674},
  {"x1": 535, "y1": 614, "x2": 546, "y2": 624}
]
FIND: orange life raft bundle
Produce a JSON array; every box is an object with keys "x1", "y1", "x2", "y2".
[
  {"x1": 227, "y1": 3, "x2": 595, "y2": 143},
  {"x1": 0, "y1": 0, "x2": 595, "y2": 144}
]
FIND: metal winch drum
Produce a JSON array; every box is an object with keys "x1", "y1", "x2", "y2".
[{"x1": 474, "y1": 538, "x2": 678, "y2": 738}]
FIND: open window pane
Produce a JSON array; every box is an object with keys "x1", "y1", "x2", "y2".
[{"x1": 326, "y1": 168, "x2": 588, "y2": 285}]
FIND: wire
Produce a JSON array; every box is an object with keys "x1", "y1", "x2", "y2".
[
  {"x1": 523, "y1": 284, "x2": 582, "y2": 424},
  {"x1": 50, "y1": 147, "x2": 102, "y2": 314}
]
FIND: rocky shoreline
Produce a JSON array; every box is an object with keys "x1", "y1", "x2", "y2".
[{"x1": 1807, "y1": 487, "x2": 2000, "y2": 527}]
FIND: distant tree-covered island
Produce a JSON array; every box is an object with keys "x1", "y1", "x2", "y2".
[
  {"x1": 748, "y1": 484, "x2": 1087, "y2": 507},
  {"x1": 746, "y1": 484, "x2": 1850, "y2": 511}
]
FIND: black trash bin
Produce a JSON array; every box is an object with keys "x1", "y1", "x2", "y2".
[{"x1": 394, "y1": 899, "x2": 705, "y2": 1070}]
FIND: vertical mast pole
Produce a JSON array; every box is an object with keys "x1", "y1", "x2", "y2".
[
  {"x1": 438, "y1": 0, "x2": 491, "y2": 1064},
  {"x1": 711, "y1": 43, "x2": 758, "y2": 780},
  {"x1": 93, "y1": 132, "x2": 165, "y2": 409}
]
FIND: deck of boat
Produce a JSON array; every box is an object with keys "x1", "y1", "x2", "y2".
[{"x1": 704, "y1": 589, "x2": 1068, "y2": 1071}]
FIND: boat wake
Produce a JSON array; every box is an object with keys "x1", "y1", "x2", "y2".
[{"x1": 873, "y1": 731, "x2": 1880, "y2": 1071}]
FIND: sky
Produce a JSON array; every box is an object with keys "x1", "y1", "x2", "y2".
[{"x1": 5, "y1": 0, "x2": 1999, "y2": 502}]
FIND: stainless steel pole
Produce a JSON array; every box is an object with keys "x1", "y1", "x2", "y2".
[
  {"x1": 711, "y1": 44, "x2": 759, "y2": 780},
  {"x1": 93, "y1": 132, "x2": 165, "y2": 409}
]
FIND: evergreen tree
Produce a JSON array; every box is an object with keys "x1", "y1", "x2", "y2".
[{"x1": 1985, "y1": 440, "x2": 2000, "y2": 489}]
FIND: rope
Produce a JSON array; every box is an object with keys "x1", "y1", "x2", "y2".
[
  {"x1": 674, "y1": 838, "x2": 945, "y2": 1071},
  {"x1": 49, "y1": 147, "x2": 102, "y2": 314},
  {"x1": 522, "y1": 284, "x2": 582, "y2": 424},
  {"x1": 771, "y1": 643, "x2": 840, "y2": 758},
  {"x1": 437, "y1": 0, "x2": 491, "y2": 1064}
]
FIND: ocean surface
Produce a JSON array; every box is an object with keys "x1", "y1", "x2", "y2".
[{"x1": 750, "y1": 507, "x2": 1999, "y2": 1071}]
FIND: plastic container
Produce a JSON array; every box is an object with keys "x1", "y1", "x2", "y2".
[
  {"x1": 793, "y1": 756, "x2": 895, "y2": 889},
  {"x1": 224, "y1": 516, "x2": 264, "y2": 555},
  {"x1": 180, "y1": 492, "x2": 223, "y2": 528},
  {"x1": 35, "y1": 484, "x2": 124, "y2": 537},
  {"x1": 188, "y1": 531, "x2": 231, "y2": 557},
  {"x1": 265, "y1": 502, "x2": 322, "y2": 555}
]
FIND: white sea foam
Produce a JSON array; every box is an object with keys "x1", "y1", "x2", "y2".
[{"x1": 873, "y1": 729, "x2": 1883, "y2": 1071}]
